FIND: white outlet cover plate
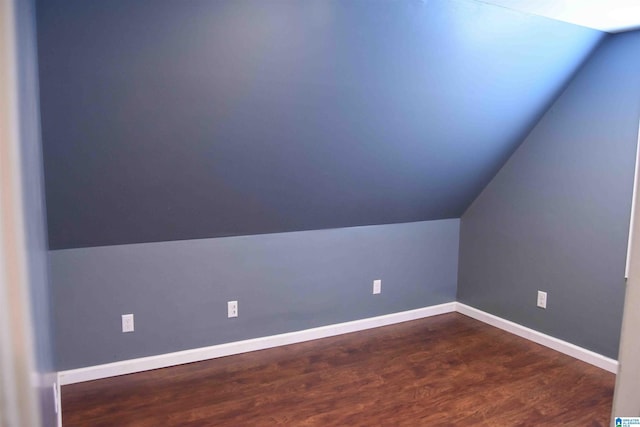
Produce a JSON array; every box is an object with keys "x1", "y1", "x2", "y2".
[
  {"x1": 373, "y1": 279, "x2": 382, "y2": 295},
  {"x1": 228, "y1": 301, "x2": 238, "y2": 318},
  {"x1": 122, "y1": 314, "x2": 134, "y2": 332},
  {"x1": 537, "y1": 291, "x2": 547, "y2": 309}
]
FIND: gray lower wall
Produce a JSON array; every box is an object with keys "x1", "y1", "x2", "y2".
[
  {"x1": 51, "y1": 219, "x2": 459, "y2": 370},
  {"x1": 457, "y1": 31, "x2": 640, "y2": 359}
]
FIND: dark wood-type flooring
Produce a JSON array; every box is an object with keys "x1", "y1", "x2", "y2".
[{"x1": 62, "y1": 313, "x2": 614, "y2": 426}]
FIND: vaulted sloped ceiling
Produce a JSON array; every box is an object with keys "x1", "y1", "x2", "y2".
[{"x1": 37, "y1": 0, "x2": 603, "y2": 249}]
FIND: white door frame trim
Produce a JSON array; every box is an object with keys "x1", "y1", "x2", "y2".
[{"x1": 0, "y1": 0, "x2": 41, "y2": 425}]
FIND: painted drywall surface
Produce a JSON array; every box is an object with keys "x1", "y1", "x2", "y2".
[
  {"x1": 16, "y1": 0, "x2": 57, "y2": 424},
  {"x1": 36, "y1": 0, "x2": 602, "y2": 249},
  {"x1": 51, "y1": 219, "x2": 459, "y2": 370},
  {"x1": 457, "y1": 32, "x2": 640, "y2": 359}
]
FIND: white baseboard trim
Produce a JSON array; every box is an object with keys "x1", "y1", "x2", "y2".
[
  {"x1": 455, "y1": 303, "x2": 618, "y2": 374},
  {"x1": 58, "y1": 302, "x2": 457, "y2": 385},
  {"x1": 58, "y1": 301, "x2": 618, "y2": 387}
]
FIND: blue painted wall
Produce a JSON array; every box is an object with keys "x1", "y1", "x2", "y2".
[
  {"x1": 40, "y1": 0, "x2": 640, "y2": 372},
  {"x1": 51, "y1": 220, "x2": 459, "y2": 370},
  {"x1": 36, "y1": 0, "x2": 602, "y2": 249},
  {"x1": 457, "y1": 31, "x2": 640, "y2": 359}
]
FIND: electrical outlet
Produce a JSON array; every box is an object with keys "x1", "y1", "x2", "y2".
[
  {"x1": 122, "y1": 314, "x2": 134, "y2": 332},
  {"x1": 373, "y1": 279, "x2": 382, "y2": 295},
  {"x1": 228, "y1": 300, "x2": 238, "y2": 318},
  {"x1": 537, "y1": 291, "x2": 547, "y2": 309}
]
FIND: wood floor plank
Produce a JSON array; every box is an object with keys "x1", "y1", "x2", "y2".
[{"x1": 62, "y1": 313, "x2": 614, "y2": 426}]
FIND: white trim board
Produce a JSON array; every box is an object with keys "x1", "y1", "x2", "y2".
[
  {"x1": 58, "y1": 302, "x2": 456, "y2": 385},
  {"x1": 58, "y1": 301, "x2": 618, "y2": 386},
  {"x1": 624, "y1": 117, "x2": 640, "y2": 279},
  {"x1": 456, "y1": 303, "x2": 618, "y2": 373}
]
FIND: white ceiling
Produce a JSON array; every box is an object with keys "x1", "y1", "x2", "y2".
[{"x1": 476, "y1": 0, "x2": 640, "y2": 33}]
